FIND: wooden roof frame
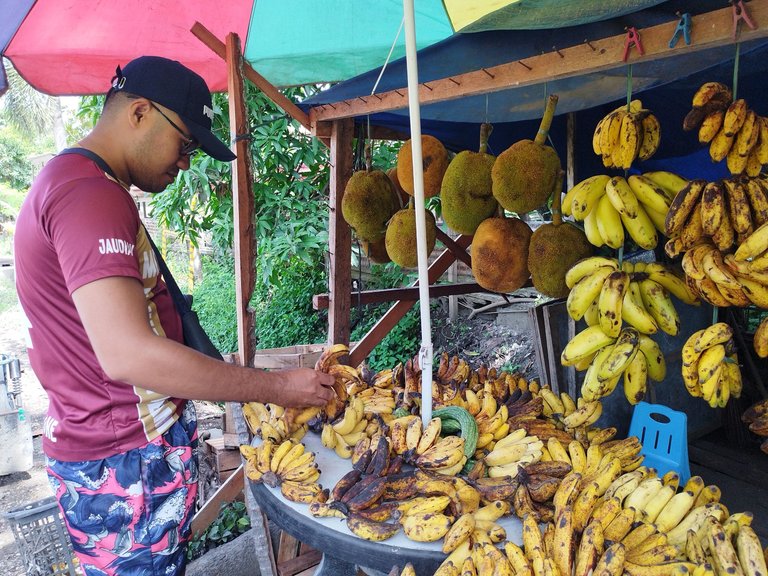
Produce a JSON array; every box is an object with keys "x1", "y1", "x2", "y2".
[{"x1": 194, "y1": 1, "x2": 768, "y2": 368}]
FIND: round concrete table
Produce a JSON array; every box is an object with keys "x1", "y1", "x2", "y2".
[{"x1": 248, "y1": 433, "x2": 523, "y2": 575}]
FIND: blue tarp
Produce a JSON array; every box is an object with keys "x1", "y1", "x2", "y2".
[{"x1": 301, "y1": 0, "x2": 768, "y2": 180}]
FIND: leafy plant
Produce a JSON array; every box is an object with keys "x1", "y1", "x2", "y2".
[
  {"x1": 191, "y1": 255, "x2": 238, "y2": 354},
  {"x1": 186, "y1": 501, "x2": 251, "y2": 562},
  {"x1": 253, "y1": 257, "x2": 328, "y2": 349},
  {"x1": 0, "y1": 128, "x2": 33, "y2": 190}
]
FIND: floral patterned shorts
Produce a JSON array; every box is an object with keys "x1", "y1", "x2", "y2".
[{"x1": 46, "y1": 403, "x2": 199, "y2": 576}]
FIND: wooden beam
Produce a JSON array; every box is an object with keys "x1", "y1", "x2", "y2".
[
  {"x1": 328, "y1": 119, "x2": 354, "y2": 345},
  {"x1": 313, "y1": 282, "x2": 491, "y2": 310},
  {"x1": 190, "y1": 464, "x2": 244, "y2": 537},
  {"x1": 192, "y1": 21, "x2": 312, "y2": 133},
  {"x1": 349, "y1": 235, "x2": 471, "y2": 366},
  {"x1": 308, "y1": 4, "x2": 768, "y2": 123},
  {"x1": 435, "y1": 228, "x2": 472, "y2": 268},
  {"x1": 226, "y1": 34, "x2": 256, "y2": 366}
]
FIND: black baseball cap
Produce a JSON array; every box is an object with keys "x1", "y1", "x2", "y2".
[{"x1": 110, "y1": 56, "x2": 236, "y2": 162}]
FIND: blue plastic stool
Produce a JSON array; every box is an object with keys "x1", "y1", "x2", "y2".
[{"x1": 628, "y1": 401, "x2": 691, "y2": 484}]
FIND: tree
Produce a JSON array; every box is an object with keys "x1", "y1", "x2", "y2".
[{"x1": 1, "y1": 58, "x2": 66, "y2": 150}]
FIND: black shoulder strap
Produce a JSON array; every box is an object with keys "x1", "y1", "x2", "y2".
[
  {"x1": 143, "y1": 229, "x2": 192, "y2": 315},
  {"x1": 59, "y1": 148, "x2": 191, "y2": 316},
  {"x1": 59, "y1": 147, "x2": 118, "y2": 180}
]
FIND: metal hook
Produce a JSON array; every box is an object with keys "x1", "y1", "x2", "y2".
[
  {"x1": 448, "y1": 77, "x2": 461, "y2": 86},
  {"x1": 518, "y1": 60, "x2": 532, "y2": 71},
  {"x1": 481, "y1": 68, "x2": 495, "y2": 79},
  {"x1": 422, "y1": 82, "x2": 433, "y2": 91},
  {"x1": 584, "y1": 39, "x2": 596, "y2": 51},
  {"x1": 552, "y1": 46, "x2": 564, "y2": 58}
]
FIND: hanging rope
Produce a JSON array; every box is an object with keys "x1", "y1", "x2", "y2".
[
  {"x1": 371, "y1": 16, "x2": 405, "y2": 96},
  {"x1": 732, "y1": 42, "x2": 742, "y2": 100},
  {"x1": 626, "y1": 64, "x2": 633, "y2": 109}
]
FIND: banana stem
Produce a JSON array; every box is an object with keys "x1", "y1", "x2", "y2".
[
  {"x1": 534, "y1": 94, "x2": 559, "y2": 146},
  {"x1": 479, "y1": 123, "x2": 493, "y2": 154}
]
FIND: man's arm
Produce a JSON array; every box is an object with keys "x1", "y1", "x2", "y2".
[{"x1": 72, "y1": 276, "x2": 334, "y2": 407}]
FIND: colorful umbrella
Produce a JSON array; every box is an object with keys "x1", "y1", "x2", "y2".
[{"x1": 1, "y1": 0, "x2": 666, "y2": 96}]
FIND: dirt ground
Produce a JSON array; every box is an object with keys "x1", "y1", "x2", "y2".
[{"x1": 0, "y1": 284, "x2": 537, "y2": 576}]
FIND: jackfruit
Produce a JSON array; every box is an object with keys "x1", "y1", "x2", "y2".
[
  {"x1": 361, "y1": 236, "x2": 391, "y2": 264},
  {"x1": 341, "y1": 169, "x2": 399, "y2": 242},
  {"x1": 492, "y1": 95, "x2": 561, "y2": 214},
  {"x1": 396, "y1": 135, "x2": 449, "y2": 198},
  {"x1": 471, "y1": 216, "x2": 532, "y2": 293},
  {"x1": 441, "y1": 123, "x2": 498, "y2": 235},
  {"x1": 385, "y1": 207, "x2": 437, "y2": 269},
  {"x1": 528, "y1": 173, "x2": 593, "y2": 298}
]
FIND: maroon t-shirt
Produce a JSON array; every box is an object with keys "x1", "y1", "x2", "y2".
[{"x1": 14, "y1": 153, "x2": 185, "y2": 461}]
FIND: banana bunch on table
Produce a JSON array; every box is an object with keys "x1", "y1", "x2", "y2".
[
  {"x1": 242, "y1": 401, "x2": 313, "y2": 443},
  {"x1": 592, "y1": 100, "x2": 661, "y2": 169},
  {"x1": 665, "y1": 175, "x2": 768, "y2": 257},
  {"x1": 240, "y1": 439, "x2": 326, "y2": 504},
  {"x1": 683, "y1": 81, "x2": 768, "y2": 176},
  {"x1": 681, "y1": 322, "x2": 742, "y2": 407},
  {"x1": 562, "y1": 172, "x2": 687, "y2": 250},
  {"x1": 320, "y1": 396, "x2": 383, "y2": 459},
  {"x1": 742, "y1": 399, "x2": 768, "y2": 455}
]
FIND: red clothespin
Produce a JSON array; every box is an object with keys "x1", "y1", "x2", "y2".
[
  {"x1": 732, "y1": 0, "x2": 756, "y2": 39},
  {"x1": 623, "y1": 27, "x2": 644, "y2": 62}
]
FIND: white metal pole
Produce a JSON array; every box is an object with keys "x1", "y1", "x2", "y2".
[{"x1": 403, "y1": 0, "x2": 433, "y2": 426}]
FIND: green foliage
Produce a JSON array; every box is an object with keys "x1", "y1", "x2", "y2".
[
  {"x1": 254, "y1": 258, "x2": 327, "y2": 349},
  {"x1": 191, "y1": 255, "x2": 238, "y2": 354},
  {"x1": 0, "y1": 276, "x2": 17, "y2": 314},
  {"x1": 186, "y1": 501, "x2": 251, "y2": 562},
  {"x1": 349, "y1": 263, "x2": 424, "y2": 372},
  {"x1": 0, "y1": 128, "x2": 33, "y2": 190},
  {"x1": 65, "y1": 95, "x2": 103, "y2": 143}
]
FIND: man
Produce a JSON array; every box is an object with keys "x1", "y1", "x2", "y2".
[{"x1": 14, "y1": 56, "x2": 334, "y2": 575}]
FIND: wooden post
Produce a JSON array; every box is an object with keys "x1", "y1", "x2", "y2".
[
  {"x1": 226, "y1": 33, "x2": 256, "y2": 367},
  {"x1": 327, "y1": 119, "x2": 354, "y2": 346},
  {"x1": 566, "y1": 112, "x2": 575, "y2": 191}
]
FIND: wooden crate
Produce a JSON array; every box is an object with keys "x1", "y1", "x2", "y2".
[{"x1": 251, "y1": 344, "x2": 327, "y2": 370}]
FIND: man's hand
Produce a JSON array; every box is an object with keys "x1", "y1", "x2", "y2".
[{"x1": 272, "y1": 368, "x2": 335, "y2": 407}]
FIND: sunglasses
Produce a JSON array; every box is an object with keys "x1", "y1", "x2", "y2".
[{"x1": 150, "y1": 102, "x2": 199, "y2": 157}]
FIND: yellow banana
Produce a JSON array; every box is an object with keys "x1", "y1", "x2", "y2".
[
  {"x1": 644, "y1": 262, "x2": 699, "y2": 305},
  {"x1": 605, "y1": 176, "x2": 640, "y2": 218},
  {"x1": 597, "y1": 327, "x2": 640, "y2": 382},
  {"x1": 636, "y1": 334, "x2": 666, "y2": 382},
  {"x1": 627, "y1": 174, "x2": 672, "y2": 215},
  {"x1": 599, "y1": 271, "x2": 630, "y2": 338},
  {"x1": 655, "y1": 489, "x2": 697, "y2": 532},
  {"x1": 565, "y1": 256, "x2": 619, "y2": 288},
  {"x1": 568, "y1": 175, "x2": 612, "y2": 220},
  {"x1": 561, "y1": 325, "x2": 616, "y2": 366},
  {"x1": 621, "y1": 204, "x2": 658, "y2": 250},
  {"x1": 621, "y1": 281, "x2": 658, "y2": 335},
  {"x1": 638, "y1": 112, "x2": 661, "y2": 161},
  {"x1": 638, "y1": 279, "x2": 680, "y2": 336},
  {"x1": 622, "y1": 352, "x2": 648, "y2": 405},
  {"x1": 596, "y1": 193, "x2": 625, "y2": 249},
  {"x1": 699, "y1": 109, "x2": 725, "y2": 143}
]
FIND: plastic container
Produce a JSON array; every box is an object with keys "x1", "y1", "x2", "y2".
[
  {"x1": 0, "y1": 408, "x2": 33, "y2": 475},
  {"x1": 3, "y1": 497, "x2": 80, "y2": 575}
]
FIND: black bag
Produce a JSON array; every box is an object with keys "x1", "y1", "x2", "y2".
[
  {"x1": 57, "y1": 147, "x2": 223, "y2": 361},
  {"x1": 145, "y1": 233, "x2": 224, "y2": 361}
]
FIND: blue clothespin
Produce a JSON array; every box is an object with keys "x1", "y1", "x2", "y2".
[{"x1": 668, "y1": 12, "x2": 691, "y2": 48}]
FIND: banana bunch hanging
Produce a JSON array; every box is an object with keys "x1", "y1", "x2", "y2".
[
  {"x1": 683, "y1": 82, "x2": 768, "y2": 176},
  {"x1": 562, "y1": 171, "x2": 689, "y2": 251},
  {"x1": 592, "y1": 100, "x2": 662, "y2": 169},
  {"x1": 681, "y1": 323, "x2": 742, "y2": 408},
  {"x1": 664, "y1": 174, "x2": 768, "y2": 257}
]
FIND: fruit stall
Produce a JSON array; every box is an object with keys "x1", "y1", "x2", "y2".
[
  {"x1": 226, "y1": 2, "x2": 768, "y2": 575},
  {"x1": 5, "y1": 2, "x2": 768, "y2": 575}
]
